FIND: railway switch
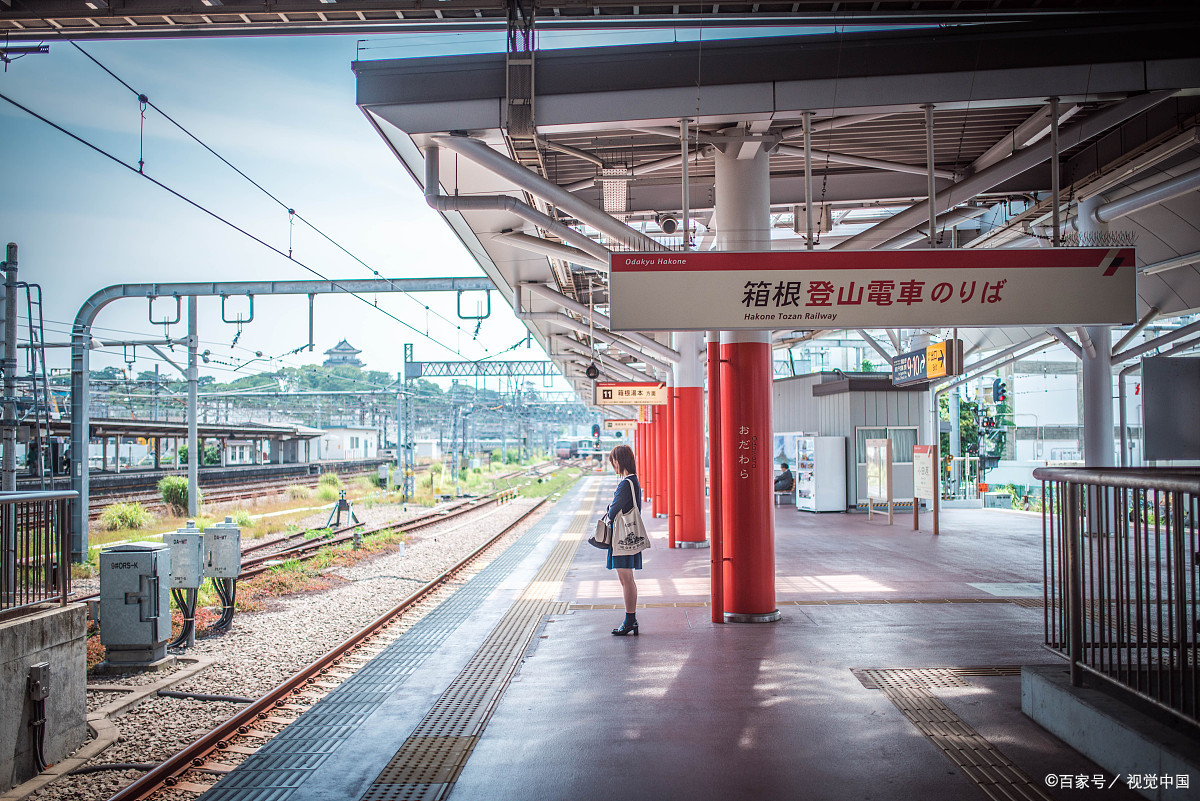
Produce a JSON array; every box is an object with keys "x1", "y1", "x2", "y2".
[
  {"x1": 204, "y1": 517, "x2": 242, "y2": 578},
  {"x1": 168, "y1": 523, "x2": 204, "y2": 589},
  {"x1": 99, "y1": 542, "x2": 172, "y2": 667}
]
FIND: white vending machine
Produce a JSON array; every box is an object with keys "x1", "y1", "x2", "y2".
[{"x1": 794, "y1": 435, "x2": 847, "y2": 512}]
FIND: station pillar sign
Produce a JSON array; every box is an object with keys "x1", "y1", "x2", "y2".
[
  {"x1": 603, "y1": 419, "x2": 638, "y2": 432},
  {"x1": 595, "y1": 381, "x2": 668, "y2": 406},
  {"x1": 892, "y1": 339, "x2": 963, "y2": 386}
]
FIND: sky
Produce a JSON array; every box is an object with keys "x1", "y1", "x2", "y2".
[{"x1": 0, "y1": 32, "x2": 556, "y2": 393}]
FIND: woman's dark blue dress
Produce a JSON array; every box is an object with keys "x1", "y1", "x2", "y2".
[{"x1": 605, "y1": 474, "x2": 643, "y2": 570}]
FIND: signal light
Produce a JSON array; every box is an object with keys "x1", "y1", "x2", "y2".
[
  {"x1": 992, "y1": 378, "x2": 1008, "y2": 404},
  {"x1": 591, "y1": 423, "x2": 601, "y2": 438}
]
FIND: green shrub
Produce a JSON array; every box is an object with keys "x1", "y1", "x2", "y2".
[
  {"x1": 158, "y1": 476, "x2": 198, "y2": 514},
  {"x1": 287, "y1": 484, "x2": 312, "y2": 500},
  {"x1": 316, "y1": 484, "x2": 340, "y2": 503},
  {"x1": 231, "y1": 509, "x2": 254, "y2": 527},
  {"x1": 319, "y1": 472, "x2": 343, "y2": 489},
  {"x1": 99, "y1": 502, "x2": 153, "y2": 531}
]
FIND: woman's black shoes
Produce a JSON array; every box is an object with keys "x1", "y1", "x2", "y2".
[{"x1": 611, "y1": 621, "x2": 639, "y2": 636}]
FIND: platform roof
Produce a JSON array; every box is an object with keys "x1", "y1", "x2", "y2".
[
  {"x1": 4, "y1": 1, "x2": 1194, "y2": 40},
  {"x1": 354, "y1": 15, "x2": 1200, "y2": 401}
]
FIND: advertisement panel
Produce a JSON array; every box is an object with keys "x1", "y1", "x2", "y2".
[{"x1": 609, "y1": 249, "x2": 1135, "y2": 330}]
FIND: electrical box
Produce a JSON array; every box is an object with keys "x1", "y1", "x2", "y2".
[
  {"x1": 203, "y1": 517, "x2": 242, "y2": 579},
  {"x1": 99, "y1": 542, "x2": 171, "y2": 664},
  {"x1": 167, "y1": 522, "x2": 203, "y2": 589}
]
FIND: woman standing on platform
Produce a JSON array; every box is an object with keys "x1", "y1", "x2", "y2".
[{"x1": 603, "y1": 444, "x2": 643, "y2": 636}]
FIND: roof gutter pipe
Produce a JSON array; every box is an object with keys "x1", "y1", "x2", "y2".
[
  {"x1": 521, "y1": 282, "x2": 680, "y2": 363},
  {"x1": 520, "y1": 311, "x2": 674, "y2": 374},
  {"x1": 423, "y1": 145, "x2": 612, "y2": 264},
  {"x1": 1092, "y1": 166, "x2": 1200, "y2": 224},
  {"x1": 493, "y1": 231, "x2": 609, "y2": 271},
  {"x1": 432, "y1": 135, "x2": 669, "y2": 253},
  {"x1": 834, "y1": 90, "x2": 1177, "y2": 250}
]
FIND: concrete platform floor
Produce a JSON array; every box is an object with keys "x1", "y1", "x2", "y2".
[{"x1": 450, "y1": 479, "x2": 1147, "y2": 801}]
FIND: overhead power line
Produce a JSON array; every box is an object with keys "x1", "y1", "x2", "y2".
[{"x1": 0, "y1": 90, "x2": 489, "y2": 363}]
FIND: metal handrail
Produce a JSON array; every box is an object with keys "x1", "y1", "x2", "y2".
[
  {"x1": 0, "y1": 490, "x2": 79, "y2": 502},
  {"x1": 1037, "y1": 467, "x2": 1198, "y2": 731},
  {"x1": 1033, "y1": 467, "x2": 1200, "y2": 494}
]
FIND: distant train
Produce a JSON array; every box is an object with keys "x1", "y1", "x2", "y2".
[{"x1": 554, "y1": 436, "x2": 629, "y2": 461}]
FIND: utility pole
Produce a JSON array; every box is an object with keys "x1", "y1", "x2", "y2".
[
  {"x1": 2, "y1": 244, "x2": 18, "y2": 492},
  {"x1": 187, "y1": 297, "x2": 199, "y2": 518}
]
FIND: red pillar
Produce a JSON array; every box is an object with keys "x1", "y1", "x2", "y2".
[
  {"x1": 665, "y1": 384, "x2": 676, "y2": 546},
  {"x1": 653, "y1": 405, "x2": 667, "y2": 517},
  {"x1": 719, "y1": 332, "x2": 778, "y2": 621},
  {"x1": 673, "y1": 332, "x2": 706, "y2": 545}
]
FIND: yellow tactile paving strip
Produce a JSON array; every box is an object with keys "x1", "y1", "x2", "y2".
[
  {"x1": 856, "y1": 667, "x2": 1053, "y2": 801},
  {"x1": 361, "y1": 487, "x2": 598, "y2": 801},
  {"x1": 570, "y1": 597, "x2": 1036, "y2": 610}
]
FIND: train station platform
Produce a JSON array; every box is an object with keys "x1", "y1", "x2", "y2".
[{"x1": 201, "y1": 475, "x2": 1148, "y2": 801}]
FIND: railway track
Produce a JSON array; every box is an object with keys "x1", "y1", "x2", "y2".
[
  {"x1": 71, "y1": 488, "x2": 521, "y2": 606},
  {"x1": 103, "y1": 496, "x2": 551, "y2": 801},
  {"x1": 73, "y1": 461, "x2": 564, "y2": 605}
]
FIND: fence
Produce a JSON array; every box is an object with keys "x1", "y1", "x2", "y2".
[
  {"x1": 1034, "y1": 467, "x2": 1199, "y2": 731},
  {"x1": 0, "y1": 490, "x2": 75, "y2": 618}
]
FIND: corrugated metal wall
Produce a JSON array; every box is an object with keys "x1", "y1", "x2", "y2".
[{"x1": 773, "y1": 374, "x2": 929, "y2": 506}]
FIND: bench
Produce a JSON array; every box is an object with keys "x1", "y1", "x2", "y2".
[{"x1": 774, "y1": 490, "x2": 793, "y2": 506}]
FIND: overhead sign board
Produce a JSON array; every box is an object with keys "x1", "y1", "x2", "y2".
[
  {"x1": 603, "y1": 419, "x2": 638, "y2": 431},
  {"x1": 609, "y1": 249, "x2": 1135, "y2": 330},
  {"x1": 893, "y1": 339, "x2": 963, "y2": 386},
  {"x1": 595, "y1": 381, "x2": 667, "y2": 406}
]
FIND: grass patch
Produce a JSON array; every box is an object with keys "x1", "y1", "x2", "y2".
[
  {"x1": 234, "y1": 528, "x2": 407, "y2": 612},
  {"x1": 318, "y1": 472, "x2": 343, "y2": 489},
  {"x1": 518, "y1": 468, "x2": 582, "y2": 499},
  {"x1": 287, "y1": 484, "x2": 312, "y2": 500},
  {"x1": 98, "y1": 502, "x2": 153, "y2": 531}
]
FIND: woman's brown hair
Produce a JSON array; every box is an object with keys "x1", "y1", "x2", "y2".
[{"x1": 609, "y1": 444, "x2": 637, "y2": 475}]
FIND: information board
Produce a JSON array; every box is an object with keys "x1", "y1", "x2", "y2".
[
  {"x1": 594, "y1": 382, "x2": 667, "y2": 406},
  {"x1": 603, "y1": 419, "x2": 638, "y2": 431},
  {"x1": 913, "y1": 445, "x2": 935, "y2": 500},
  {"x1": 865, "y1": 439, "x2": 892, "y2": 502},
  {"x1": 610, "y1": 249, "x2": 1135, "y2": 331}
]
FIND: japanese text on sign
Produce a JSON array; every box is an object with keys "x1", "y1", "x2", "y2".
[
  {"x1": 609, "y1": 249, "x2": 1135, "y2": 331},
  {"x1": 595, "y1": 382, "x2": 668, "y2": 406}
]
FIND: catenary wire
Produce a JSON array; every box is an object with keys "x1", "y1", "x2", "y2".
[
  {"x1": 0, "y1": 90, "x2": 490, "y2": 363},
  {"x1": 55, "y1": 37, "x2": 465, "y2": 334}
]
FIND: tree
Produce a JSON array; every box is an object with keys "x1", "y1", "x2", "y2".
[
  {"x1": 860, "y1": 359, "x2": 876, "y2": 372},
  {"x1": 938, "y1": 395, "x2": 980, "y2": 458},
  {"x1": 178, "y1": 442, "x2": 221, "y2": 465}
]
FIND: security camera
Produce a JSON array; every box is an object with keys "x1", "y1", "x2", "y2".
[
  {"x1": 585, "y1": 363, "x2": 600, "y2": 380},
  {"x1": 656, "y1": 214, "x2": 680, "y2": 235}
]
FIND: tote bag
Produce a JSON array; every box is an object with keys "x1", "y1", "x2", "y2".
[{"x1": 611, "y1": 501, "x2": 651, "y2": 557}]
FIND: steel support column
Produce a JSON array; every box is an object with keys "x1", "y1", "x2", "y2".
[
  {"x1": 713, "y1": 145, "x2": 778, "y2": 623},
  {"x1": 1077, "y1": 196, "x2": 1115, "y2": 468},
  {"x1": 665, "y1": 378, "x2": 676, "y2": 545},
  {"x1": 672, "y1": 331, "x2": 707, "y2": 546},
  {"x1": 707, "y1": 330, "x2": 724, "y2": 622}
]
